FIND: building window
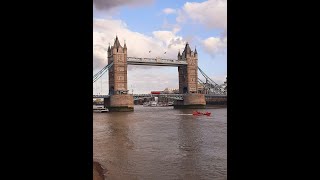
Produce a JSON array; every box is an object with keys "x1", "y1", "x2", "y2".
[
  {"x1": 118, "y1": 56, "x2": 123, "y2": 62},
  {"x1": 118, "y1": 67, "x2": 124, "y2": 71}
]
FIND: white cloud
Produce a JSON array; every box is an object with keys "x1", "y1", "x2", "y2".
[
  {"x1": 162, "y1": 8, "x2": 176, "y2": 14},
  {"x1": 93, "y1": 18, "x2": 188, "y2": 71},
  {"x1": 93, "y1": 18, "x2": 189, "y2": 93},
  {"x1": 177, "y1": 0, "x2": 227, "y2": 30},
  {"x1": 174, "y1": 0, "x2": 227, "y2": 57},
  {"x1": 172, "y1": 26, "x2": 181, "y2": 34},
  {"x1": 152, "y1": 30, "x2": 185, "y2": 52},
  {"x1": 201, "y1": 35, "x2": 227, "y2": 56}
]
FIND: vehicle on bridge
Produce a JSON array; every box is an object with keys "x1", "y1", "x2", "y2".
[{"x1": 151, "y1": 91, "x2": 162, "y2": 94}]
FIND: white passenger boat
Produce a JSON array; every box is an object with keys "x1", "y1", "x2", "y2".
[{"x1": 93, "y1": 105, "x2": 109, "y2": 113}]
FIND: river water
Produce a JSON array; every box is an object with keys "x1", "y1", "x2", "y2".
[{"x1": 93, "y1": 105, "x2": 227, "y2": 180}]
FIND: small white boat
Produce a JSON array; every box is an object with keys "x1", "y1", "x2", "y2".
[
  {"x1": 168, "y1": 102, "x2": 174, "y2": 106},
  {"x1": 150, "y1": 101, "x2": 157, "y2": 107},
  {"x1": 93, "y1": 106, "x2": 109, "y2": 113}
]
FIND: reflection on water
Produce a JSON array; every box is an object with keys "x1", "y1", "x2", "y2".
[{"x1": 93, "y1": 106, "x2": 227, "y2": 180}]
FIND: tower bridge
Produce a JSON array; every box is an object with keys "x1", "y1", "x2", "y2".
[{"x1": 93, "y1": 36, "x2": 226, "y2": 111}]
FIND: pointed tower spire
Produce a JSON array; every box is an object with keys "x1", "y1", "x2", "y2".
[
  {"x1": 178, "y1": 49, "x2": 181, "y2": 56},
  {"x1": 108, "y1": 43, "x2": 111, "y2": 51},
  {"x1": 194, "y1": 46, "x2": 197, "y2": 54},
  {"x1": 124, "y1": 40, "x2": 127, "y2": 49},
  {"x1": 114, "y1": 35, "x2": 121, "y2": 48},
  {"x1": 184, "y1": 42, "x2": 191, "y2": 56}
]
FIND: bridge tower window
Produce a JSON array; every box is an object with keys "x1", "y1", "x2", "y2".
[
  {"x1": 183, "y1": 87, "x2": 188, "y2": 94},
  {"x1": 118, "y1": 67, "x2": 125, "y2": 71},
  {"x1": 109, "y1": 87, "x2": 114, "y2": 95}
]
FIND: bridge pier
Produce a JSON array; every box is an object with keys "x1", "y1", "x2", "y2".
[
  {"x1": 104, "y1": 94, "x2": 134, "y2": 112},
  {"x1": 206, "y1": 96, "x2": 227, "y2": 107},
  {"x1": 173, "y1": 94, "x2": 206, "y2": 109}
]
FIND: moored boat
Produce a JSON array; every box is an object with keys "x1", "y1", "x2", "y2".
[
  {"x1": 168, "y1": 102, "x2": 174, "y2": 106},
  {"x1": 93, "y1": 105, "x2": 109, "y2": 113}
]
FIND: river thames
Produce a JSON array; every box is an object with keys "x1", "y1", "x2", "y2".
[{"x1": 93, "y1": 105, "x2": 227, "y2": 180}]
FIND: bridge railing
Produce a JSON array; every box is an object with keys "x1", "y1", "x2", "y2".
[{"x1": 127, "y1": 57, "x2": 187, "y2": 65}]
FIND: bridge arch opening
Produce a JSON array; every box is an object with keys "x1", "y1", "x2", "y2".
[
  {"x1": 183, "y1": 87, "x2": 188, "y2": 94},
  {"x1": 127, "y1": 66, "x2": 179, "y2": 94}
]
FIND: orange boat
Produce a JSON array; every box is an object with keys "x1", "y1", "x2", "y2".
[
  {"x1": 193, "y1": 111, "x2": 202, "y2": 115},
  {"x1": 192, "y1": 111, "x2": 211, "y2": 116}
]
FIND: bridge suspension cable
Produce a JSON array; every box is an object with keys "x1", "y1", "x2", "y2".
[
  {"x1": 198, "y1": 67, "x2": 218, "y2": 86},
  {"x1": 93, "y1": 62, "x2": 114, "y2": 83},
  {"x1": 198, "y1": 78, "x2": 206, "y2": 84},
  {"x1": 198, "y1": 67, "x2": 226, "y2": 95},
  {"x1": 198, "y1": 77, "x2": 208, "y2": 88}
]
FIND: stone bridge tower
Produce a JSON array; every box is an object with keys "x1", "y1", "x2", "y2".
[
  {"x1": 175, "y1": 43, "x2": 206, "y2": 108},
  {"x1": 105, "y1": 36, "x2": 133, "y2": 111},
  {"x1": 178, "y1": 43, "x2": 198, "y2": 94},
  {"x1": 108, "y1": 36, "x2": 128, "y2": 95}
]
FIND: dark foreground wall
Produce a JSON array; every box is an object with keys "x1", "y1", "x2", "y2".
[{"x1": 93, "y1": 161, "x2": 105, "y2": 180}]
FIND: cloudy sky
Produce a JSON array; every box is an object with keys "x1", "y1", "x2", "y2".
[{"x1": 93, "y1": 0, "x2": 227, "y2": 94}]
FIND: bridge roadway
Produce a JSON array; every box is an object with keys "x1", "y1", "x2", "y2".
[
  {"x1": 127, "y1": 57, "x2": 187, "y2": 66},
  {"x1": 93, "y1": 94, "x2": 227, "y2": 101}
]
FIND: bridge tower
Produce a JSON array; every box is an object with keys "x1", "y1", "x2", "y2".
[
  {"x1": 175, "y1": 43, "x2": 206, "y2": 108},
  {"x1": 178, "y1": 43, "x2": 198, "y2": 94},
  {"x1": 104, "y1": 36, "x2": 134, "y2": 111}
]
